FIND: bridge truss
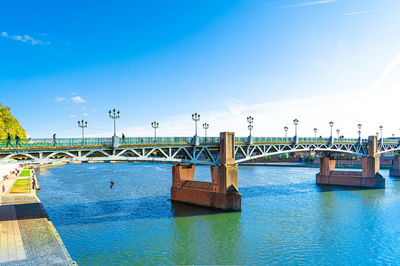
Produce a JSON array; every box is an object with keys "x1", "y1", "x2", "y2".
[{"x1": 0, "y1": 138, "x2": 399, "y2": 165}]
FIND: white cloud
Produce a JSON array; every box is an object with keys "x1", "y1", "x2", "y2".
[
  {"x1": 71, "y1": 96, "x2": 86, "y2": 103},
  {"x1": 368, "y1": 51, "x2": 400, "y2": 94},
  {"x1": 118, "y1": 89, "x2": 396, "y2": 140},
  {"x1": 83, "y1": 113, "x2": 89, "y2": 117},
  {"x1": 344, "y1": 10, "x2": 379, "y2": 16},
  {"x1": 0, "y1": 31, "x2": 48, "y2": 45},
  {"x1": 69, "y1": 114, "x2": 76, "y2": 118},
  {"x1": 279, "y1": 0, "x2": 337, "y2": 8},
  {"x1": 55, "y1": 97, "x2": 66, "y2": 102}
]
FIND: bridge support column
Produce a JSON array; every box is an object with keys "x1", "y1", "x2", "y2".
[
  {"x1": 390, "y1": 155, "x2": 400, "y2": 177},
  {"x1": 316, "y1": 136, "x2": 385, "y2": 188},
  {"x1": 171, "y1": 132, "x2": 241, "y2": 211}
]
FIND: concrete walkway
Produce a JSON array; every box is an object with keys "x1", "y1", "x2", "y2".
[{"x1": 0, "y1": 167, "x2": 75, "y2": 265}]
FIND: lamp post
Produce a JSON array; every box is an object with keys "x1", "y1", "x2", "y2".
[
  {"x1": 284, "y1": 126, "x2": 288, "y2": 139},
  {"x1": 358, "y1": 124, "x2": 362, "y2": 143},
  {"x1": 109, "y1": 108, "x2": 120, "y2": 137},
  {"x1": 202, "y1": 123, "x2": 209, "y2": 138},
  {"x1": 192, "y1": 113, "x2": 200, "y2": 145},
  {"x1": 151, "y1": 121, "x2": 159, "y2": 139},
  {"x1": 109, "y1": 108, "x2": 120, "y2": 148},
  {"x1": 313, "y1": 128, "x2": 318, "y2": 138},
  {"x1": 329, "y1": 121, "x2": 334, "y2": 143},
  {"x1": 247, "y1": 116, "x2": 254, "y2": 144},
  {"x1": 336, "y1": 129, "x2": 340, "y2": 139},
  {"x1": 77, "y1": 120, "x2": 88, "y2": 141},
  {"x1": 379, "y1": 125, "x2": 383, "y2": 144},
  {"x1": 293, "y1": 118, "x2": 299, "y2": 144}
]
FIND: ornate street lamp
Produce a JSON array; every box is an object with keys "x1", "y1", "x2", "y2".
[
  {"x1": 284, "y1": 126, "x2": 288, "y2": 139},
  {"x1": 77, "y1": 120, "x2": 88, "y2": 140},
  {"x1": 313, "y1": 128, "x2": 318, "y2": 138},
  {"x1": 192, "y1": 113, "x2": 200, "y2": 136},
  {"x1": 203, "y1": 123, "x2": 209, "y2": 138},
  {"x1": 293, "y1": 118, "x2": 299, "y2": 143},
  {"x1": 329, "y1": 121, "x2": 334, "y2": 143},
  {"x1": 379, "y1": 125, "x2": 383, "y2": 142},
  {"x1": 151, "y1": 121, "x2": 159, "y2": 139},
  {"x1": 192, "y1": 113, "x2": 200, "y2": 145},
  {"x1": 358, "y1": 124, "x2": 362, "y2": 143},
  {"x1": 109, "y1": 108, "x2": 120, "y2": 137},
  {"x1": 247, "y1": 116, "x2": 254, "y2": 144},
  {"x1": 247, "y1": 116, "x2": 254, "y2": 136}
]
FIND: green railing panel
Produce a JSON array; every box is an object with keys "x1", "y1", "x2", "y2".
[{"x1": 1, "y1": 136, "x2": 397, "y2": 149}]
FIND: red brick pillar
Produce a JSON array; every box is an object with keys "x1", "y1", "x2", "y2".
[
  {"x1": 390, "y1": 155, "x2": 400, "y2": 177},
  {"x1": 212, "y1": 132, "x2": 239, "y2": 193},
  {"x1": 319, "y1": 157, "x2": 336, "y2": 176},
  {"x1": 362, "y1": 136, "x2": 380, "y2": 177},
  {"x1": 211, "y1": 164, "x2": 239, "y2": 193},
  {"x1": 210, "y1": 132, "x2": 241, "y2": 210},
  {"x1": 172, "y1": 165, "x2": 195, "y2": 189}
]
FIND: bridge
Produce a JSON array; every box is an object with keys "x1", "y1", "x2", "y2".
[
  {"x1": 1, "y1": 133, "x2": 400, "y2": 212},
  {"x1": 1, "y1": 136, "x2": 400, "y2": 164}
]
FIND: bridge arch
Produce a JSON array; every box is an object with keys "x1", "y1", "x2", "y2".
[{"x1": 234, "y1": 145, "x2": 367, "y2": 164}]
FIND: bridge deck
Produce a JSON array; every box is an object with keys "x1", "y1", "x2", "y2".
[{"x1": 1, "y1": 136, "x2": 394, "y2": 151}]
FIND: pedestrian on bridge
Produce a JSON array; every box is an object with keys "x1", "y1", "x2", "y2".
[
  {"x1": 121, "y1": 133, "x2": 125, "y2": 143},
  {"x1": 53, "y1": 133, "x2": 57, "y2": 146},
  {"x1": 6, "y1": 133, "x2": 12, "y2": 147},
  {"x1": 15, "y1": 134, "x2": 21, "y2": 147}
]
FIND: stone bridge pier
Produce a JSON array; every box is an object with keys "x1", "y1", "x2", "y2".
[
  {"x1": 390, "y1": 155, "x2": 400, "y2": 177},
  {"x1": 316, "y1": 136, "x2": 385, "y2": 188},
  {"x1": 171, "y1": 132, "x2": 241, "y2": 211}
]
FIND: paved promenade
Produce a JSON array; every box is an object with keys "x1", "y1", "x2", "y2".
[{"x1": 0, "y1": 167, "x2": 75, "y2": 265}]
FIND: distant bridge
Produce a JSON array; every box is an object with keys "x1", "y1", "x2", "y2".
[{"x1": 1, "y1": 136, "x2": 399, "y2": 165}]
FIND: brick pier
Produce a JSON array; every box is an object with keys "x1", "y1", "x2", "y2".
[
  {"x1": 171, "y1": 132, "x2": 241, "y2": 211},
  {"x1": 316, "y1": 136, "x2": 385, "y2": 188}
]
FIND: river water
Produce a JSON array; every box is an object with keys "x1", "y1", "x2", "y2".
[{"x1": 35, "y1": 163, "x2": 400, "y2": 265}]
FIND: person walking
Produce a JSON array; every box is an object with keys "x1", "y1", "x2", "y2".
[
  {"x1": 6, "y1": 133, "x2": 12, "y2": 147},
  {"x1": 15, "y1": 134, "x2": 21, "y2": 147},
  {"x1": 121, "y1": 133, "x2": 126, "y2": 143},
  {"x1": 53, "y1": 133, "x2": 57, "y2": 146}
]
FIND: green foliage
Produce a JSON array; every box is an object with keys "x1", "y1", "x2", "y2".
[
  {"x1": 10, "y1": 178, "x2": 31, "y2": 193},
  {"x1": 19, "y1": 169, "x2": 31, "y2": 177},
  {"x1": 0, "y1": 104, "x2": 26, "y2": 139}
]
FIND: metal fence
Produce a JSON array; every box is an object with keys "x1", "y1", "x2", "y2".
[{"x1": 0, "y1": 136, "x2": 398, "y2": 148}]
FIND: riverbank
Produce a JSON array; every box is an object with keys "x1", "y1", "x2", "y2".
[
  {"x1": 240, "y1": 162, "x2": 394, "y2": 169},
  {"x1": 0, "y1": 165, "x2": 75, "y2": 265}
]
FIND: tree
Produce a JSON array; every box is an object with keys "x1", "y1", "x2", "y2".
[{"x1": 0, "y1": 104, "x2": 26, "y2": 139}]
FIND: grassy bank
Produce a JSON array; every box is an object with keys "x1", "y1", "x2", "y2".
[
  {"x1": 10, "y1": 178, "x2": 31, "y2": 193},
  {"x1": 19, "y1": 169, "x2": 31, "y2": 177}
]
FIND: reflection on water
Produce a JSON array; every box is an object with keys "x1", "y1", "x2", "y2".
[{"x1": 36, "y1": 163, "x2": 400, "y2": 265}]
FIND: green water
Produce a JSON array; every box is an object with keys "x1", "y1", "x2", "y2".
[{"x1": 35, "y1": 163, "x2": 400, "y2": 265}]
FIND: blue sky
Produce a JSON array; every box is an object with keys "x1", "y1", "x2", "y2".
[{"x1": 1, "y1": 0, "x2": 400, "y2": 138}]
